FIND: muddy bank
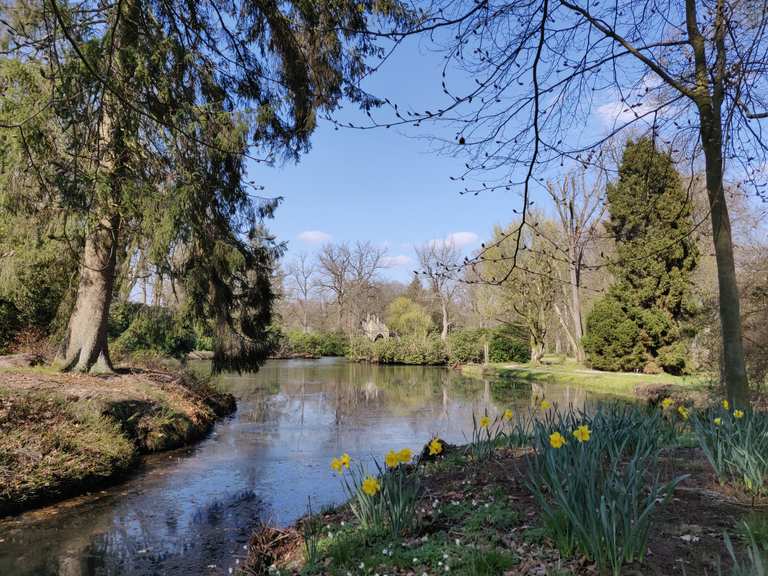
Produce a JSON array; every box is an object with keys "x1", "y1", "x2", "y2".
[{"x1": 0, "y1": 367, "x2": 235, "y2": 517}]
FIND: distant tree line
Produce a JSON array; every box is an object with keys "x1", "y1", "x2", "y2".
[{"x1": 275, "y1": 137, "x2": 768, "y2": 381}]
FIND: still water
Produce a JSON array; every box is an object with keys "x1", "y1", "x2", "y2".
[{"x1": 0, "y1": 358, "x2": 608, "y2": 575}]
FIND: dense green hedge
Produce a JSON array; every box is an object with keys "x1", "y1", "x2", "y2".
[
  {"x1": 446, "y1": 326, "x2": 530, "y2": 365},
  {"x1": 278, "y1": 330, "x2": 348, "y2": 357},
  {"x1": 347, "y1": 334, "x2": 447, "y2": 365},
  {"x1": 347, "y1": 326, "x2": 530, "y2": 366}
]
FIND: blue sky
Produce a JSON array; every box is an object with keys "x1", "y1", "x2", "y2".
[
  {"x1": 253, "y1": 37, "x2": 520, "y2": 281},
  {"x1": 250, "y1": 37, "x2": 665, "y2": 282}
]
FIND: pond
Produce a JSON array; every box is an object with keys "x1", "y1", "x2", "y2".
[{"x1": 0, "y1": 358, "x2": 614, "y2": 576}]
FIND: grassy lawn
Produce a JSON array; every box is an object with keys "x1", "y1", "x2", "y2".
[{"x1": 460, "y1": 355, "x2": 711, "y2": 399}]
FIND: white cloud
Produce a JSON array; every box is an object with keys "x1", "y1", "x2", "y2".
[
  {"x1": 429, "y1": 231, "x2": 479, "y2": 249},
  {"x1": 297, "y1": 230, "x2": 332, "y2": 244},
  {"x1": 596, "y1": 100, "x2": 655, "y2": 127},
  {"x1": 595, "y1": 75, "x2": 665, "y2": 128},
  {"x1": 382, "y1": 254, "x2": 413, "y2": 268}
]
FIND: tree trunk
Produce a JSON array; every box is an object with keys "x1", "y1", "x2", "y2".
[
  {"x1": 685, "y1": 0, "x2": 749, "y2": 407},
  {"x1": 554, "y1": 302, "x2": 579, "y2": 359},
  {"x1": 701, "y1": 131, "x2": 749, "y2": 408},
  {"x1": 568, "y1": 246, "x2": 586, "y2": 363},
  {"x1": 440, "y1": 298, "x2": 449, "y2": 341},
  {"x1": 530, "y1": 336, "x2": 545, "y2": 366},
  {"x1": 55, "y1": 216, "x2": 119, "y2": 373}
]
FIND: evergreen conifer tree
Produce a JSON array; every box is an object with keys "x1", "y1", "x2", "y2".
[{"x1": 583, "y1": 138, "x2": 699, "y2": 374}]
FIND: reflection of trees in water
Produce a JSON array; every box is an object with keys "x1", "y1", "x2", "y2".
[{"x1": 59, "y1": 491, "x2": 262, "y2": 576}]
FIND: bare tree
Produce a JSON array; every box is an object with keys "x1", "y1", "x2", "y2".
[
  {"x1": 348, "y1": 241, "x2": 388, "y2": 330},
  {"x1": 416, "y1": 240, "x2": 461, "y2": 340},
  {"x1": 545, "y1": 170, "x2": 606, "y2": 362},
  {"x1": 317, "y1": 243, "x2": 352, "y2": 332},
  {"x1": 286, "y1": 253, "x2": 317, "y2": 333},
  {"x1": 479, "y1": 220, "x2": 560, "y2": 364},
  {"x1": 317, "y1": 241, "x2": 386, "y2": 333},
  {"x1": 352, "y1": 0, "x2": 768, "y2": 406}
]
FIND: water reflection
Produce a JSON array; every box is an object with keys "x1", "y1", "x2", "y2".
[{"x1": 0, "y1": 358, "x2": 603, "y2": 576}]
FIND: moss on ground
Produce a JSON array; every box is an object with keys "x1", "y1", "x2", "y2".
[{"x1": 0, "y1": 368, "x2": 235, "y2": 516}]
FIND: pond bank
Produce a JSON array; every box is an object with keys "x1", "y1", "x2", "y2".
[
  {"x1": 0, "y1": 366, "x2": 235, "y2": 517},
  {"x1": 460, "y1": 361, "x2": 710, "y2": 400},
  {"x1": 242, "y1": 443, "x2": 748, "y2": 576}
]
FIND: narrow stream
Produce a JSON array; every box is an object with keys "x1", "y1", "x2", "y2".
[{"x1": 0, "y1": 358, "x2": 608, "y2": 575}]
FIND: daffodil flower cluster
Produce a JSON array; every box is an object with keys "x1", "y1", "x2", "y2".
[
  {"x1": 385, "y1": 447, "x2": 413, "y2": 468},
  {"x1": 330, "y1": 452, "x2": 351, "y2": 473},
  {"x1": 547, "y1": 424, "x2": 591, "y2": 449}
]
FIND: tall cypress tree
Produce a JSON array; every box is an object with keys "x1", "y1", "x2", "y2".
[{"x1": 583, "y1": 138, "x2": 699, "y2": 374}]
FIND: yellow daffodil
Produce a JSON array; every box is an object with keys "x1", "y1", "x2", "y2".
[
  {"x1": 714, "y1": 417, "x2": 722, "y2": 426},
  {"x1": 661, "y1": 397, "x2": 673, "y2": 410},
  {"x1": 361, "y1": 476, "x2": 380, "y2": 496},
  {"x1": 397, "y1": 448, "x2": 413, "y2": 464},
  {"x1": 428, "y1": 438, "x2": 443, "y2": 456},
  {"x1": 734, "y1": 409, "x2": 745, "y2": 419},
  {"x1": 503, "y1": 409, "x2": 514, "y2": 421},
  {"x1": 677, "y1": 406, "x2": 689, "y2": 420},
  {"x1": 331, "y1": 457, "x2": 342, "y2": 473},
  {"x1": 549, "y1": 431, "x2": 567, "y2": 449},
  {"x1": 722, "y1": 399, "x2": 730, "y2": 411},
  {"x1": 479, "y1": 415, "x2": 491, "y2": 429},
  {"x1": 573, "y1": 424, "x2": 591, "y2": 443},
  {"x1": 340, "y1": 453, "x2": 351, "y2": 469},
  {"x1": 385, "y1": 449, "x2": 400, "y2": 469},
  {"x1": 540, "y1": 399, "x2": 552, "y2": 410}
]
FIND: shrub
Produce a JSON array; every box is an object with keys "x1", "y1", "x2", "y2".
[
  {"x1": 349, "y1": 334, "x2": 447, "y2": 365},
  {"x1": 656, "y1": 341, "x2": 689, "y2": 374},
  {"x1": 0, "y1": 298, "x2": 20, "y2": 354},
  {"x1": 583, "y1": 298, "x2": 646, "y2": 372},
  {"x1": 281, "y1": 330, "x2": 348, "y2": 357},
  {"x1": 446, "y1": 329, "x2": 485, "y2": 364},
  {"x1": 447, "y1": 326, "x2": 530, "y2": 365},
  {"x1": 488, "y1": 325, "x2": 531, "y2": 363},
  {"x1": 111, "y1": 306, "x2": 196, "y2": 359}
]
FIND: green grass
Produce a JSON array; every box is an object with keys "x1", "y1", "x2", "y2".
[
  {"x1": 307, "y1": 527, "x2": 519, "y2": 575},
  {"x1": 461, "y1": 355, "x2": 710, "y2": 399}
]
